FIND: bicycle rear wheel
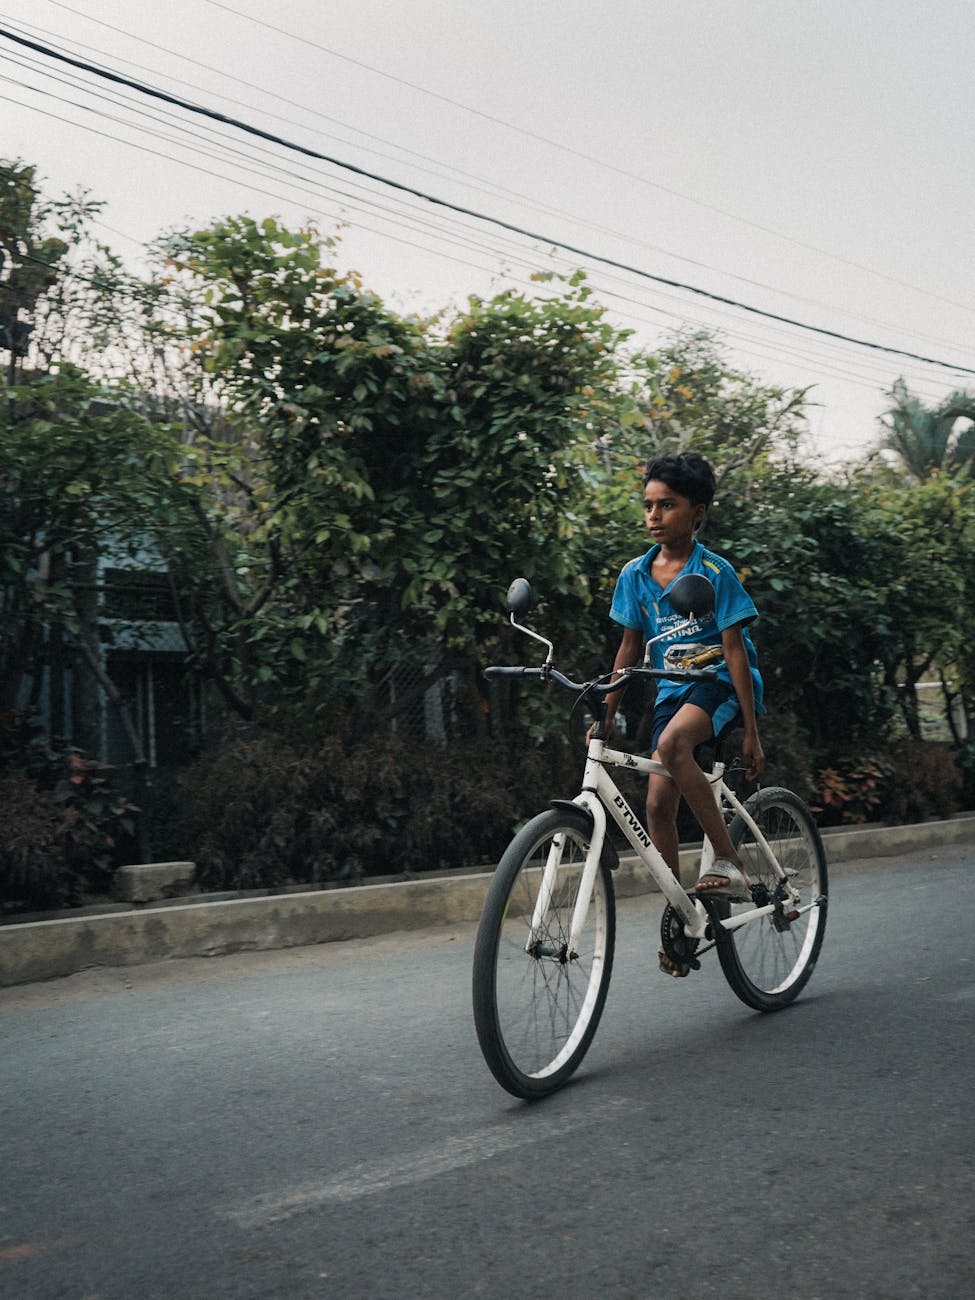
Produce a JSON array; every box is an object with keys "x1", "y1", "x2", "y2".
[
  {"x1": 716, "y1": 787, "x2": 828, "y2": 1011},
  {"x1": 472, "y1": 807, "x2": 616, "y2": 1099}
]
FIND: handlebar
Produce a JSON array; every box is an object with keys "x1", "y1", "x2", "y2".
[{"x1": 483, "y1": 663, "x2": 720, "y2": 698}]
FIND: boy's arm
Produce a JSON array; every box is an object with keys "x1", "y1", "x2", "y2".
[
  {"x1": 721, "y1": 623, "x2": 765, "y2": 780},
  {"x1": 598, "y1": 627, "x2": 645, "y2": 738}
]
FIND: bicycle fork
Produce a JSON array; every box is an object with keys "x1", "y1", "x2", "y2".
[{"x1": 528, "y1": 798, "x2": 608, "y2": 961}]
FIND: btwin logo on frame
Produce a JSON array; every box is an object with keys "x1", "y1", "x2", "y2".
[{"x1": 613, "y1": 793, "x2": 652, "y2": 849}]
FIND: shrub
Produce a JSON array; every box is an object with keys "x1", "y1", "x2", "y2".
[
  {"x1": 757, "y1": 709, "x2": 818, "y2": 803},
  {"x1": 955, "y1": 739, "x2": 975, "y2": 810},
  {"x1": 0, "y1": 771, "x2": 67, "y2": 909},
  {"x1": 812, "y1": 740, "x2": 964, "y2": 827},
  {"x1": 0, "y1": 712, "x2": 140, "y2": 911},
  {"x1": 173, "y1": 716, "x2": 583, "y2": 892},
  {"x1": 812, "y1": 758, "x2": 890, "y2": 826},
  {"x1": 879, "y1": 739, "x2": 962, "y2": 824}
]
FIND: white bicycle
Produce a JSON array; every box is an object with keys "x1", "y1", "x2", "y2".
[{"x1": 473, "y1": 574, "x2": 828, "y2": 1099}]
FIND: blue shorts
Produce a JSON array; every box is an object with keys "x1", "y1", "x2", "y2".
[{"x1": 650, "y1": 680, "x2": 741, "y2": 756}]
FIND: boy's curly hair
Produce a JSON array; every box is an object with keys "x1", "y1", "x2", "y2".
[{"x1": 643, "y1": 452, "x2": 716, "y2": 507}]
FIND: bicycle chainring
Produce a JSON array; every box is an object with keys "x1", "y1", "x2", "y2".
[{"x1": 660, "y1": 903, "x2": 701, "y2": 970}]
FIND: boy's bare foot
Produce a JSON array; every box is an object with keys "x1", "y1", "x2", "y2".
[{"x1": 658, "y1": 949, "x2": 694, "y2": 978}]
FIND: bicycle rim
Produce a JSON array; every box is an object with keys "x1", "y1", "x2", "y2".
[
  {"x1": 472, "y1": 810, "x2": 615, "y2": 1098},
  {"x1": 719, "y1": 788, "x2": 828, "y2": 1010}
]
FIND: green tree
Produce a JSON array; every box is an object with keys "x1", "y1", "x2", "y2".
[
  {"x1": 595, "y1": 331, "x2": 808, "y2": 587},
  {"x1": 155, "y1": 214, "x2": 451, "y2": 719},
  {"x1": 880, "y1": 378, "x2": 975, "y2": 480},
  {"x1": 0, "y1": 161, "x2": 69, "y2": 382},
  {"x1": 621, "y1": 330, "x2": 808, "y2": 470},
  {"x1": 1, "y1": 162, "x2": 162, "y2": 716},
  {"x1": 0, "y1": 161, "x2": 190, "y2": 862},
  {"x1": 415, "y1": 273, "x2": 629, "y2": 731},
  {"x1": 162, "y1": 221, "x2": 632, "y2": 728}
]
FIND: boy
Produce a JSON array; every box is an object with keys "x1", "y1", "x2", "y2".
[{"x1": 601, "y1": 452, "x2": 765, "y2": 977}]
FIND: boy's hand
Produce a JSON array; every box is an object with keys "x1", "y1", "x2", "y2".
[
  {"x1": 586, "y1": 719, "x2": 615, "y2": 745},
  {"x1": 742, "y1": 732, "x2": 765, "y2": 782}
]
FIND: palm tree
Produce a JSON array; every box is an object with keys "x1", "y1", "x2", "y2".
[{"x1": 881, "y1": 379, "x2": 975, "y2": 479}]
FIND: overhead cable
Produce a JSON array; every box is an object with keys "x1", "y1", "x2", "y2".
[
  {"x1": 199, "y1": 0, "x2": 975, "y2": 318},
  {"x1": 7, "y1": 9, "x2": 967, "y2": 353},
  {"x1": 2, "y1": 25, "x2": 973, "y2": 380}
]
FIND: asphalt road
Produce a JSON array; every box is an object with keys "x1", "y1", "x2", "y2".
[{"x1": 2, "y1": 845, "x2": 973, "y2": 1300}]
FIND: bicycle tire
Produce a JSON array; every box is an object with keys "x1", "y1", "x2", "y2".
[
  {"x1": 715, "y1": 786, "x2": 828, "y2": 1011},
  {"x1": 472, "y1": 807, "x2": 616, "y2": 1099}
]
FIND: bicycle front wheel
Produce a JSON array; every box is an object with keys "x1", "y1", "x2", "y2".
[
  {"x1": 716, "y1": 787, "x2": 828, "y2": 1011},
  {"x1": 472, "y1": 807, "x2": 616, "y2": 1099}
]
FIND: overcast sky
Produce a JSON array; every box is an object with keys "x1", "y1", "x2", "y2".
[{"x1": 2, "y1": 0, "x2": 973, "y2": 463}]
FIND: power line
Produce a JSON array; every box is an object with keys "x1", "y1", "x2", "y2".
[
  {"x1": 1, "y1": 44, "x2": 966, "y2": 402},
  {"x1": 8, "y1": 10, "x2": 971, "y2": 358},
  {"x1": 3, "y1": 24, "x2": 973, "y2": 381},
  {"x1": 200, "y1": 0, "x2": 975, "y2": 320},
  {"x1": 0, "y1": 62, "x2": 581, "y2": 292},
  {"x1": 3, "y1": 61, "x2": 966, "y2": 405},
  {"x1": 0, "y1": 88, "x2": 530, "y2": 297},
  {"x1": 8, "y1": 5, "x2": 585, "y2": 227},
  {"x1": 4, "y1": 129, "x2": 953, "y2": 409}
]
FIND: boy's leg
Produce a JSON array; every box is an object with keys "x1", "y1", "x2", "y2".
[
  {"x1": 646, "y1": 769, "x2": 690, "y2": 978},
  {"x1": 654, "y1": 703, "x2": 750, "y2": 892},
  {"x1": 645, "y1": 771, "x2": 682, "y2": 877}
]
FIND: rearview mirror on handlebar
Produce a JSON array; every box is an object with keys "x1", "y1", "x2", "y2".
[
  {"x1": 506, "y1": 577, "x2": 533, "y2": 620},
  {"x1": 668, "y1": 573, "x2": 715, "y2": 620}
]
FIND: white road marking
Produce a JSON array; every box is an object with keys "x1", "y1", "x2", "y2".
[{"x1": 223, "y1": 1102, "x2": 626, "y2": 1228}]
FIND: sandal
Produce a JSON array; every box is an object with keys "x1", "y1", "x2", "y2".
[{"x1": 695, "y1": 858, "x2": 752, "y2": 903}]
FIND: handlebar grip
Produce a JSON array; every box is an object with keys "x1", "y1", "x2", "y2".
[{"x1": 483, "y1": 666, "x2": 543, "y2": 679}]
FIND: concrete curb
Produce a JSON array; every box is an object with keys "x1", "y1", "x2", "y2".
[{"x1": 2, "y1": 815, "x2": 974, "y2": 988}]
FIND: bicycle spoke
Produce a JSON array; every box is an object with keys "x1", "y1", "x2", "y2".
[
  {"x1": 473, "y1": 809, "x2": 615, "y2": 1097},
  {"x1": 719, "y1": 788, "x2": 828, "y2": 1010}
]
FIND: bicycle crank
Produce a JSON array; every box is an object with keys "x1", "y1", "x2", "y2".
[{"x1": 660, "y1": 903, "x2": 701, "y2": 971}]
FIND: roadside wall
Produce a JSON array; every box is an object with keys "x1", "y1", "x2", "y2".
[{"x1": 3, "y1": 815, "x2": 974, "y2": 988}]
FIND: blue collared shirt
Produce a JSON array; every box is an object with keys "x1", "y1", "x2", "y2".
[{"x1": 609, "y1": 540, "x2": 764, "y2": 711}]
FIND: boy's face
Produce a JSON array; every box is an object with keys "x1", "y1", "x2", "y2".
[{"x1": 643, "y1": 479, "x2": 706, "y2": 549}]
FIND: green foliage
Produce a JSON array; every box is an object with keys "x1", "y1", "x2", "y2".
[
  {"x1": 0, "y1": 712, "x2": 138, "y2": 910},
  {"x1": 7, "y1": 163, "x2": 975, "y2": 906},
  {"x1": 0, "y1": 160, "x2": 69, "y2": 361},
  {"x1": 621, "y1": 330, "x2": 808, "y2": 466},
  {"x1": 0, "y1": 159, "x2": 123, "y2": 375},
  {"x1": 879, "y1": 378, "x2": 975, "y2": 481},
  {"x1": 699, "y1": 465, "x2": 975, "y2": 752},
  {"x1": 0, "y1": 159, "x2": 186, "y2": 722},
  {"x1": 813, "y1": 759, "x2": 890, "y2": 825},
  {"x1": 158, "y1": 222, "x2": 634, "y2": 726},
  {"x1": 419, "y1": 275, "x2": 626, "y2": 648},
  {"x1": 173, "y1": 717, "x2": 581, "y2": 890},
  {"x1": 594, "y1": 331, "x2": 807, "y2": 610},
  {"x1": 0, "y1": 363, "x2": 185, "y2": 708},
  {"x1": 880, "y1": 739, "x2": 963, "y2": 824}
]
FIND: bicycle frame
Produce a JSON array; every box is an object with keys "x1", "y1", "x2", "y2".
[{"x1": 532, "y1": 737, "x2": 795, "y2": 957}]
